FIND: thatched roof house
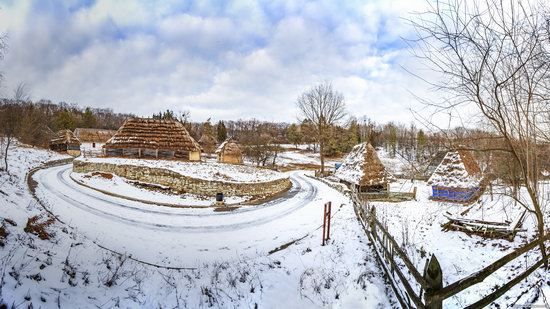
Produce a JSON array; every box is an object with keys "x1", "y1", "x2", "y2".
[
  {"x1": 216, "y1": 139, "x2": 243, "y2": 164},
  {"x1": 50, "y1": 130, "x2": 81, "y2": 156},
  {"x1": 74, "y1": 128, "x2": 117, "y2": 145},
  {"x1": 334, "y1": 143, "x2": 394, "y2": 192},
  {"x1": 103, "y1": 118, "x2": 201, "y2": 161},
  {"x1": 428, "y1": 149, "x2": 483, "y2": 202},
  {"x1": 199, "y1": 133, "x2": 217, "y2": 154}
]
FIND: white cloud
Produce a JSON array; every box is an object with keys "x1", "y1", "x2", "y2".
[{"x1": 0, "y1": 0, "x2": 440, "y2": 126}]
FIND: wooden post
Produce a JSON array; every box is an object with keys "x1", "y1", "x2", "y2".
[
  {"x1": 322, "y1": 203, "x2": 327, "y2": 246},
  {"x1": 155, "y1": 149, "x2": 159, "y2": 158},
  {"x1": 322, "y1": 202, "x2": 332, "y2": 245},
  {"x1": 423, "y1": 254, "x2": 443, "y2": 309},
  {"x1": 413, "y1": 187, "x2": 417, "y2": 200},
  {"x1": 326, "y1": 202, "x2": 331, "y2": 240}
]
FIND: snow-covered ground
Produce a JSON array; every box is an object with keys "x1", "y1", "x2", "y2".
[
  {"x1": 276, "y1": 147, "x2": 342, "y2": 169},
  {"x1": 369, "y1": 179, "x2": 550, "y2": 307},
  {"x1": 71, "y1": 171, "x2": 251, "y2": 206},
  {"x1": 0, "y1": 142, "x2": 393, "y2": 308},
  {"x1": 76, "y1": 157, "x2": 288, "y2": 183}
]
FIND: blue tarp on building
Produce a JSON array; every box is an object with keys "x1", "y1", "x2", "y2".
[{"x1": 431, "y1": 186, "x2": 480, "y2": 202}]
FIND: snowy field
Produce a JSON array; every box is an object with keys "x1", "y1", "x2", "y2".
[
  {"x1": 71, "y1": 171, "x2": 251, "y2": 206},
  {"x1": 0, "y1": 142, "x2": 394, "y2": 308},
  {"x1": 367, "y1": 179, "x2": 550, "y2": 307},
  {"x1": 76, "y1": 157, "x2": 288, "y2": 183}
]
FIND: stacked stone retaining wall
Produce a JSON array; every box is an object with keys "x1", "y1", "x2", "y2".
[{"x1": 73, "y1": 160, "x2": 291, "y2": 197}]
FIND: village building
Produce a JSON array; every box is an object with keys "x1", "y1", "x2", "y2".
[
  {"x1": 199, "y1": 133, "x2": 217, "y2": 155},
  {"x1": 334, "y1": 143, "x2": 394, "y2": 192},
  {"x1": 428, "y1": 149, "x2": 483, "y2": 202},
  {"x1": 74, "y1": 128, "x2": 117, "y2": 150},
  {"x1": 216, "y1": 139, "x2": 243, "y2": 164},
  {"x1": 102, "y1": 118, "x2": 201, "y2": 161},
  {"x1": 49, "y1": 130, "x2": 81, "y2": 156}
]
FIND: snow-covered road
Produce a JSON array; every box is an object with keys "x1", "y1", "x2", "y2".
[{"x1": 34, "y1": 164, "x2": 345, "y2": 267}]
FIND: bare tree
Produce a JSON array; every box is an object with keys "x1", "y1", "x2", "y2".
[
  {"x1": 0, "y1": 82, "x2": 29, "y2": 173},
  {"x1": 296, "y1": 82, "x2": 346, "y2": 173},
  {"x1": 410, "y1": 0, "x2": 550, "y2": 261}
]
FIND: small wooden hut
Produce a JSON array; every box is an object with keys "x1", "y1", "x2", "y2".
[
  {"x1": 103, "y1": 118, "x2": 201, "y2": 161},
  {"x1": 428, "y1": 149, "x2": 483, "y2": 202},
  {"x1": 334, "y1": 143, "x2": 394, "y2": 192},
  {"x1": 74, "y1": 128, "x2": 117, "y2": 149},
  {"x1": 50, "y1": 130, "x2": 81, "y2": 156},
  {"x1": 199, "y1": 133, "x2": 217, "y2": 155},
  {"x1": 216, "y1": 139, "x2": 243, "y2": 164}
]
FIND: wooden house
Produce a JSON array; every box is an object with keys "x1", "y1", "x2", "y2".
[
  {"x1": 103, "y1": 118, "x2": 201, "y2": 161},
  {"x1": 428, "y1": 149, "x2": 483, "y2": 202},
  {"x1": 50, "y1": 130, "x2": 81, "y2": 156},
  {"x1": 334, "y1": 143, "x2": 394, "y2": 192},
  {"x1": 74, "y1": 128, "x2": 117, "y2": 149},
  {"x1": 216, "y1": 139, "x2": 243, "y2": 164}
]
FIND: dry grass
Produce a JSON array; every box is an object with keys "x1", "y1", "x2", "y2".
[{"x1": 24, "y1": 215, "x2": 55, "y2": 240}]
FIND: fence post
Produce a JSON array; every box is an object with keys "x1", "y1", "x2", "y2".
[
  {"x1": 413, "y1": 186, "x2": 417, "y2": 200},
  {"x1": 368, "y1": 206, "x2": 376, "y2": 236},
  {"x1": 326, "y1": 202, "x2": 331, "y2": 240},
  {"x1": 423, "y1": 254, "x2": 443, "y2": 309}
]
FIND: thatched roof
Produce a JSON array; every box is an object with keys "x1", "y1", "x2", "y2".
[
  {"x1": 216, "y1": 139, "x2": 242, "y2": 156},
  {"x1": 335, "y1": 143, "x2": 394, "y2": 186},
  {"x1": 199, "y1": 133, "x2": 217, "y2": 147},
  {"x1": 50, "y1": 130, "x2": 80, "y2": 146},
  {"x1": 428, "y1": 149, "x2": 482, "y2": 188},
  {"x1": 74, "y1": 128, "x2": 117, "y2": 143},
  {"x1": 104, "y1": 118, "x2": 201, "y2": 152}
]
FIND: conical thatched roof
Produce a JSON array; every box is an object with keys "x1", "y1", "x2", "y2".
[
  {"x1": 216, "y1": 139, "x2": 242, "y2": 156},
  {"x1": 335, "y1": 143, "x2": 394, "y2": 186},
  {"x1": 104, "y1": 118, "x2": 200, "y2": 152},
  {"x1": 199, "y1": 133, "x2": 217, "y2": 152},
  {"x1": 74, "y1": 128, "x2": 117, "y2": 143},
  {"x1": 50, "y1": 130, "x2": 80, "y2": 146},
  {"x1": 428, "y1": 149, "x2": 482, "y2": 188}
]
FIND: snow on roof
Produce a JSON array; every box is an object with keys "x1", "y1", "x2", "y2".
[
  {"x1": 215, "y1": 138, "x2": 242, "y2": 156},
  {"x1": 428, "y1": 150, "x2": 482, "y2": 188},
  {"x1": 50, "y1": 130, "x2": 80, "y2": 146},
  {"x1": 334, "y1": 143, "x2": 394, "y2": 186}
]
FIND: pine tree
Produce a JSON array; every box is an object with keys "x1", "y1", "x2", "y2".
[
  {"x1": 286, "y1": 123, "x2": 303, "y2": 148},
  {"x1": 216, "y1": 120, "x2": 227, "y2": 142},
  {"x1": 81, "y1": 107, "x2": 97, "y2": 128},
  {"x1": 55, "y1": 110, "x2": 75, "y2": 131}
]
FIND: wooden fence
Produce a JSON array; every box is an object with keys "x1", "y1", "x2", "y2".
[{"x1": 351, "y1": 189, "x2": 549, "y2": 308}]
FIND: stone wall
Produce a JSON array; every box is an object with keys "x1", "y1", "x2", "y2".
[{"x1": 73, "y1": 160, "x2": 291, "y2": 197}]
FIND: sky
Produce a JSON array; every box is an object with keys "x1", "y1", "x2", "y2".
[{"x1": 0, "y1": 0, "x2": 437, "y2": 124}]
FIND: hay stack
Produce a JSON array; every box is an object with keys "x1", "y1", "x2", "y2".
[
  {"x1": 428, "y1": 149, "x2": 483, "y2": 202},
  {"x1": 199, "y1": 133, "x2": 217, "y2": 154},
  {"x1": 216, "y1": 139, "x2": 243, "y2": 164},
  {"x1": 335, "y1": 143, "x2": 394, "y2": 192},
  {"x1": 103, "y1": 118, "x2": 201, "y2": 161}
]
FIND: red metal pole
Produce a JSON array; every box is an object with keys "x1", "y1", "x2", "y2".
[
  {"x1": 326, "y1": 202, "x2": 331, "y2": 240},
  {"x1": 322, "y1": 203, "x2": 327, "y2": 246}
]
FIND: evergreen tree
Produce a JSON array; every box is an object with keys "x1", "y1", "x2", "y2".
[
  {"x1": 217, "y1": 120, "x2": 227, "y2": 142},
  {"x1": 55, "y1": 110, "x2": 75, "y2": 131},
  {"x1": 286, "y1": 123, "x2": 303, "y2": 148},
  {"x1": 81, "y1": 107, "x2": 97, "y2": 128}
]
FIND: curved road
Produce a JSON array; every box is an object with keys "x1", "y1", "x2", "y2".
[{"x1": 34, "y1": 164, "x2": 347, "y2": 266}]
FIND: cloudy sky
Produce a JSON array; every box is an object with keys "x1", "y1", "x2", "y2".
[{"x1": 0, "y1": 0, "x2": 436, "y2": 124}]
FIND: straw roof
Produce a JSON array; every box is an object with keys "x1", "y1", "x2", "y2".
[
  {"x1": 335, "y1": 143, "x2": 394, "y2": 186},
  {"x1": 199, "y1": 133, "x2": 217, "y2": 148},
  {"x1": 104, "y1": 118, "x2": 201, "y2": 152},
  {"x1": 428, "y1": 149, "x2": 482, "y2": 188},
  {"x1": 50, "y1": 130, "x2": 80, "y2": 146},
  {"x1": 74, "y1": 128, "x2": 117, "y2": 143},
  {"x1": 216, "y1": 139, "x2": 242, "y2": 156}
]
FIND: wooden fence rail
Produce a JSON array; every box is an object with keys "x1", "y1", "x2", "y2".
[{"x1": 350, "y1": 188, "x2": 549, "y2": 309}]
